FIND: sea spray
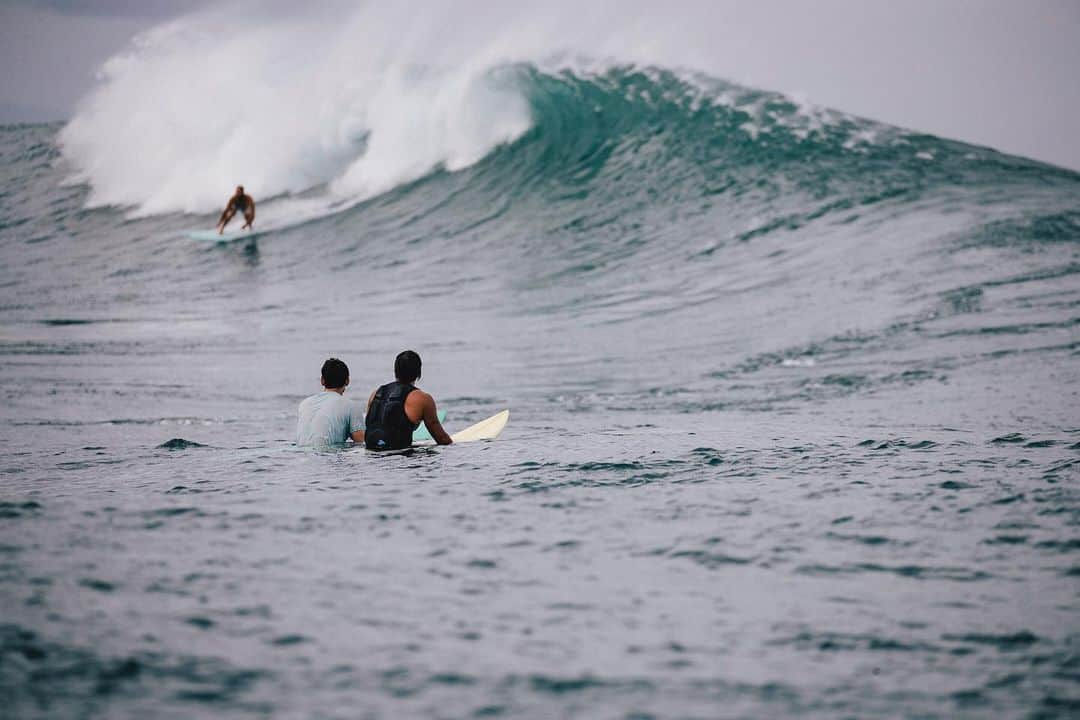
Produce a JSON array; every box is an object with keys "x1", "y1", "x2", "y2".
[{"x1": 57, "y1": 1, "x2": 780, "y2": 217}]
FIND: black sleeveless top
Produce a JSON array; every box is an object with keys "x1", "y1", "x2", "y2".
[
  {"x1": 232, "y1": 195, "x2": 248, "y2": 212},
  {"x1": 364, "y1": 381, "x2": 419, "y2": 450}
]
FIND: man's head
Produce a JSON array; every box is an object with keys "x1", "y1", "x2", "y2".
[
  {"x1": 321, "y1": 357, "x2": 349, "y2": 390},
  {"x1": 394, "y1": 350, "x2": 421, "y2": 384},
  {"x1": 235, "y1": 185, "x2": 244, "y2": 195}
]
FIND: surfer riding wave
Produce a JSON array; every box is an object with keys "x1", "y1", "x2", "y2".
[{"x1": 217, "y1": 185, "x2": 255, "y2": 234}]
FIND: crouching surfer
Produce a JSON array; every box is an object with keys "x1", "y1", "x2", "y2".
[
  {"x1": 365, "y1": 350, "x2": 451, "y2": 451},
  {"x1": 217, "y1": 185, "x2": 255, "y2": 234},
  {"x1": 296, "y1": 358, "x2": 365, "y2": 448}
]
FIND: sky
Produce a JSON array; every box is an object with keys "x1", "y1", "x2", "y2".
[{"x1": 2, "y1": 0, "x2": 1079, "y2": 172}]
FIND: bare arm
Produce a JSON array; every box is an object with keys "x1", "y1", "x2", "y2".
[
  {"x1": 354, "y1": 399, "x2": 371, "y2": 444},
  {"x1": 353, "y1": 389, "x2": 376, "y2": 442},
  {"x1": 421, "y1": 393, "x2": 452, "y2": 445},
  {"x1": 217, "y1": 195, "x2": 240, "y2": 232},
  {"x1": 241, "y1": 197, "x2": 255, "y2": 229}
]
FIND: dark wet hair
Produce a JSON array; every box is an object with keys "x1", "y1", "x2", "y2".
[
  {"x1": 321, "y1": 358, "x2": 349, "y2": 388},
  {"x1": 394, "y1": 350, "x2": 421, "y2": 384}
]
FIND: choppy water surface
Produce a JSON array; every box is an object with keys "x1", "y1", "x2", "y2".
[{"x1": 1, "y1": 58, "x2": 1079, "y2": 719}]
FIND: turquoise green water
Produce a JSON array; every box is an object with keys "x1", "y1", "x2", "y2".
[{"x1": 1, "y1": 64, "x2": 1078, "y2": 718}]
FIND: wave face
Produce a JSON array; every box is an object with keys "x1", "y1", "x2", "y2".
[
  {"x1": 48, "y1": 52, "x2": 1080, "y2": 407},
  {"x1": 3, "y1": 4, "x2": 1080, "y2": 719}
]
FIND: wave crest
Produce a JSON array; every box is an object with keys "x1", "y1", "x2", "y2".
[{"x1": 58, "y1": 2, "x2": 1057, "y2": 220}]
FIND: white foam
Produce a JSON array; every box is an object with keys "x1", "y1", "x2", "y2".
[
  {"x1": 57, "y1": 1, "x2": 892, "y2": 218},
  {"x1": 58, "y1": 2, "x2": 560, "y2": 216}
]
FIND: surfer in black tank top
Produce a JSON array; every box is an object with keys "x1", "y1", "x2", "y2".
[
  {"x1": 365, "y1": 350, "x2": 452, "y2": 450},
  {"x1": 364, "y1": 381, "x2": 419, "y2": 450}
]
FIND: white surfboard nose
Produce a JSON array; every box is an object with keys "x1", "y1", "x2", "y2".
[{"x1": 450, "y1": 410, "x2": 510, "y2": 443}]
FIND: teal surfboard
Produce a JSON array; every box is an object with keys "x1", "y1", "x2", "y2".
[
  {"x1": 187, "y1": 228, "x2": 265, "y2": 242},
  {"x1": 411, "y1": 410, "x2": 446, "y2": 442}
]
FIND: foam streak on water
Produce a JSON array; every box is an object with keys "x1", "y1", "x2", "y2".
[{"x1": 1, "y1": 24, "x2": 1080, "y2": 720}]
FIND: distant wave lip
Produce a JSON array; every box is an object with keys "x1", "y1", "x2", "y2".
[
  {"x1": 38, "y1": 318, "x2": 124, "y2": 326},
  {"x1": 158, "y1": 438, "x2": 208, "y2": 450},
  {"x1": 795, "y1": 563, "x2": 994, "y2": 582},
  {"x1": 11, "y1": 418, "x2": 226, "y2": 427}
]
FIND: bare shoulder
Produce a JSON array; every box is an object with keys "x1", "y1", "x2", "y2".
[
  {"x1": 403, "y1": 386, "x2": 433, "y2": 424},
  {"x1": 408, "y1": 387, "x2": 435, "y2": 410}
]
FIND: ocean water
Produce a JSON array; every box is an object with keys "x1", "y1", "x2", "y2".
[{"x1": 2, "y1": 20, "x2": 1080, "y2": 720}]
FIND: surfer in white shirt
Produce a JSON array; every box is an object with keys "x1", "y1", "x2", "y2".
[{"x1": 296, "y1": 358, "x2": 365, "y2": 448}]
